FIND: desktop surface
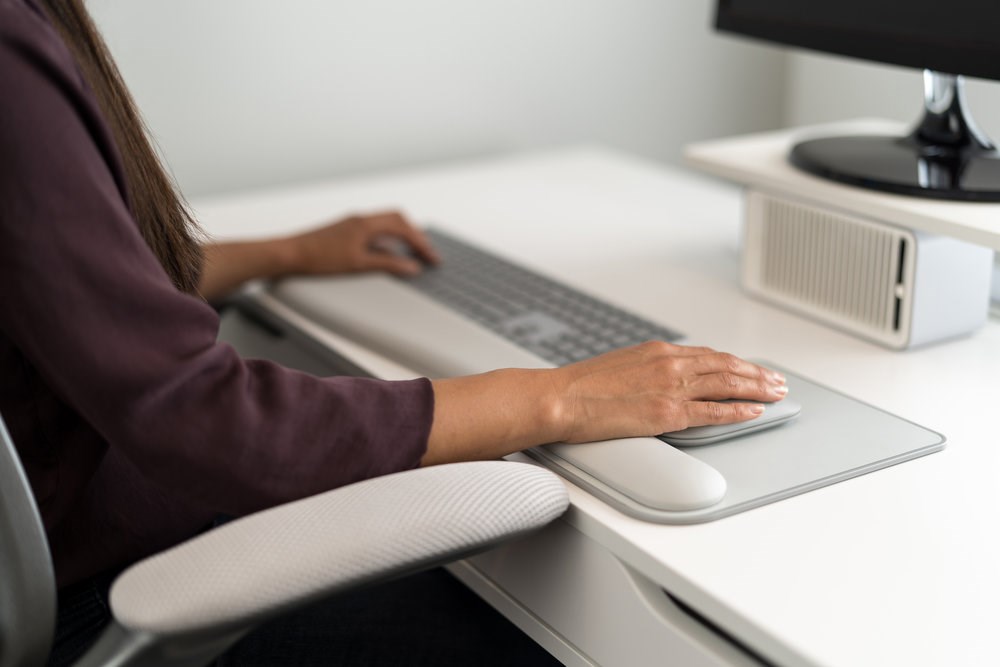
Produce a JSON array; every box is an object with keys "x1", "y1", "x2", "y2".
[{"x1": 196, "y1": 147, "x2": 1000, "y2": 667}]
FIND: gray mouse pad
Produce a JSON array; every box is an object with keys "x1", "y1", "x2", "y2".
[{"x1": 526, "y1": 362, "x2": 945, "y2": 524}]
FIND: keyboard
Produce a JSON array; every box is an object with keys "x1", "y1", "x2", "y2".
[{"x1": 405, "y1": 228, "x2": 684, "y2": 365}]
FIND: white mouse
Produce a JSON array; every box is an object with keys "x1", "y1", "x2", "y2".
[{"x1": 659, "y1": 398, "x2": 802, "y2": 447}]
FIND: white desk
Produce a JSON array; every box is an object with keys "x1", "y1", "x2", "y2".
[{"x1": 196, "y1": 147, "x2": 1000, "y2": 667}]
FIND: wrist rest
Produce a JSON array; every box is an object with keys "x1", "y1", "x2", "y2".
[{"x1": 537, "y1": 438, "x2": 727, "y2": 512}]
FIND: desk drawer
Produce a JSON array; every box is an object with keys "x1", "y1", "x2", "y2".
[{"x1": 452, "y1": 518, "x2": 769, "y2": 667}]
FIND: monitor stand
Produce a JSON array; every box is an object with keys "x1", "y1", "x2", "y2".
[{"x1": 790, "y1": 70, "x2": 1000, "y2": 202}]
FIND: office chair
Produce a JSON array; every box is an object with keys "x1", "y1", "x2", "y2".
[{"x1": 0, "y1": 414, "x2": 569, "y2": 667}]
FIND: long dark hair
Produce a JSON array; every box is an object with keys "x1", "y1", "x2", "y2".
[{"x1": 38, "y1": 0, "x2": 204, "y2": 294}]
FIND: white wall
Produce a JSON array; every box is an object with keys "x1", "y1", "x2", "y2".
[
  {"x1": 85, "y1": 2, "x2": 1000, "y2": 197},
  {"x1": 88, "y1": 0, "x2": 787, "y2": 198}
]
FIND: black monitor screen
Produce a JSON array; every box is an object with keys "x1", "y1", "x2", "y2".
[{"x1": 716, "y1": 0, "x2": 1000, "y2": 82}]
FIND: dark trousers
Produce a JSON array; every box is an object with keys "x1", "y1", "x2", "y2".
[{"x1": 48, "y1": 568, "x2": 562, "y2": 667}]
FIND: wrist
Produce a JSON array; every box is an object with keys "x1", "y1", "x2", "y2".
[
  {"x1": 272, "y1": 235, "x2": 305, "y2": 277},
  {"x1": 521, "y1": 367, "x2": 572, "y2": 445},
  {"x1": 426, "y1": 367, "x2": 571, "y2": 465}
]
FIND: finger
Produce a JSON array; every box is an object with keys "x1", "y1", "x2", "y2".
[
  {"x1": 688, "y1": 351, "x2": 785, "y2": 384},
  {"x1": 364, "y1": 212, "x2": 441, "y2": 264},
  {"x1": 684, "y1": 400, "x2": 765, "y2": 427},
  {"x1": 686, "y1": 371, "x2": 788, "y2": 402}
]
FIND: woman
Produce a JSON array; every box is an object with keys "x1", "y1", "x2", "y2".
[{"x1": 0, "y1": 0, "x2": 787, "y2": 664}]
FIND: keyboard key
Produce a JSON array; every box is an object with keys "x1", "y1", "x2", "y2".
[{"x1": 404, "y1": 228, "x2": 684, "y2": 366}]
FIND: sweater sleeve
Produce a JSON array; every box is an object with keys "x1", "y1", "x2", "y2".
[{"x1": 0, "y1": 3, "x2": 433, "y2": 516}]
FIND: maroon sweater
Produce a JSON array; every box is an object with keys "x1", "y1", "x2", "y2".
[{"x1": 0, "y1": 0, "x2": 433, "y2": 587}]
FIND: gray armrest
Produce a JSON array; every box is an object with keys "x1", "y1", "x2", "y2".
[{"x1": 108, "y1": 461, "x2": 567, "y2": 638}]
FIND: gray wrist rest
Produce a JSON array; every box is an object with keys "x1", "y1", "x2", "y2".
[{"x1": 538, "y1": 437, "x2": 727, "y2": 512}]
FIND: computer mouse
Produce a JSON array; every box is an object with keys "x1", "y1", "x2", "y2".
[{"x1": 658, "y1": 398, "x2": 802, "y2": 447}]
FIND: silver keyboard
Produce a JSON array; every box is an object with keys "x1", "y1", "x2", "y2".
[{"x1": 405, "y1": 228, "x2": 683, "y2": 365}]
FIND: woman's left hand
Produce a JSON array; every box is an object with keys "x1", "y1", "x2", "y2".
[{"x1": 284, "y1": 211, "x2": 440, "y2": 277}]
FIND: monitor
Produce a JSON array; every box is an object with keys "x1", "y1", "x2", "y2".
[{"x1": 715, "y1": 0, "x2": 1000, "y2": 201}]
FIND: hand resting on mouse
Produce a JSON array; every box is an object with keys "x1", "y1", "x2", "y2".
[{"x1": 424, "y1": 341, "x2": 787, "y2": 465}]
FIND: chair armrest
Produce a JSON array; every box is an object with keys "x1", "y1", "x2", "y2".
[{"x1": 108, "y1": 461, "x2": 568, "y2": 637}]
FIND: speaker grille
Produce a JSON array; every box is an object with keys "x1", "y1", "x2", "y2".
[{"x1": 745, "y1": 192, "x2": 911, "y2": 338}]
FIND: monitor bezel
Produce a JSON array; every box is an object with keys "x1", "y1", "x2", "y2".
[{"x1": 715, "y1": 1, "x2": 1000, "y2": 81}]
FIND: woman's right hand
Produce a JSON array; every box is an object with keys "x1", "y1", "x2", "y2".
[
  {"x1": 549, "y1": 341, "x2": 787, "y2": 444},
  {"x1": 424, "y1": 342, "x2": 787, "y2": 466}
]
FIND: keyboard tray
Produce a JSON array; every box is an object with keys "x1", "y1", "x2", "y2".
[{"x1": 526, "y1": 362, "x2": 945, "y2": 524}]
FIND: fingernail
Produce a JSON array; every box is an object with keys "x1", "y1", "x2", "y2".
[
  {"x1": 771, "y1": 372, "x2": 786, "y2": 384},
  {"x1": 773, "y1": 385, "x2": 788, "y2": 396},
  {"x1": 750, "y1": 404, "x2": 765, "y2": 415}
]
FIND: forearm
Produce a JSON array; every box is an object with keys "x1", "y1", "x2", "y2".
[
  {"x1": 422, "y1": 369, "x2": 566, "y2": 466},
  {"x1": 199, "y1": 239, "x2": 299, "y2": 302}
]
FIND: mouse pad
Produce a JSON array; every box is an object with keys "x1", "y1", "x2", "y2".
[{"x1": 526, "y1": 362, "x2": 945, "y2": 524}]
